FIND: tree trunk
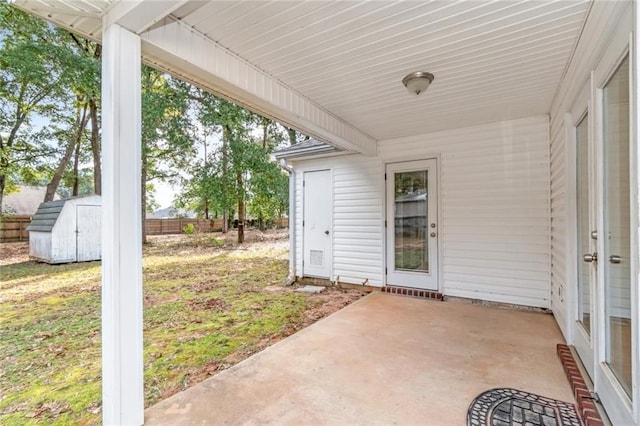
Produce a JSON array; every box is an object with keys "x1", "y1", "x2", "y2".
[
  {"x1": 45, "y1": 138, "x2": 77, "y2": 202},
  {"x1": 203, "y1": 127, "x2": 209, "y2": 219},
  {"x1": 287, "y1": 127, "x2": 297, "y2": 145},
  {"x1": 141, "y1": 156, "x2": 148, "y2": 244},
  {"x1": 0, "y1": 130, "x2": 6, "y2": 213},
  {"x1": 262, "y1": 118, "x2": 269, "y2": 149},
  {"x1": 0, "y1": 85, "x2": 30, "y2": 213},
  {"x1": 45, "y1": 103, "x2": 89, "y2": 201},
  {"x1": 237, "y1": 172, "x2": 244, "y2": 244},
  {"x1": 72, "y1": 137, "x2": 80, "y2": 196},
  {"x1": 237, "y1": 202, "x2": 244, "y2": 243},
  {"x1": 0, "y1": 174, "x2": 6, "y2": 214},
  {"x1": 89, "y1": 99, "x2": 101, "y2": 195},
  {"x1": 221, "y1": 125, "x2": 230, "y2": 233},
  {"x1": 0, "y1": 134, "x2": 7, "y2": 211}
]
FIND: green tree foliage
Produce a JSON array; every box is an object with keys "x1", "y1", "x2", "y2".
[
  {"x1": 142, "y1": 67, "x2": 194, "y2": 183},
  {"x1": 0, "y1": 4, "x2": 102, "y2": 210},
  {"x1": 141, "y1": 66, "x2": 196, "y2": 242},
  {"x1": 0, "y1": 4, "x2": 68, "y2": 209},
  {"x1": 60, "y1": 33, "x2": 102, "y2": 197},
  {"x1": 181, "y1": 130, "x2": 288, "y2": 242},
  {"x1": 2, "y1": 5, "x2": 290, "y2": 241},
  {"x1": 394, "y1": 170, "x2": 427, "y2": 196},
  {"x1": 247, "y1": 147, "x2": 289, "y2": 230},
  {"x1": 177, "y1": 92, "x2": 289, "y2": 243}
]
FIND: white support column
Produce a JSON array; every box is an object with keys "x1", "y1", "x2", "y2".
[
  {"x1": 632, "y1": 1, "x2": 640, "y2": 419},
  {"x1": 101, "y1": 23, "x2": 144, "y2": 426}
]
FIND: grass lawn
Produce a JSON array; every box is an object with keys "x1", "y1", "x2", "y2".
[{"x1": 0, "y1": 230, "x2": 367, "y2": 425}]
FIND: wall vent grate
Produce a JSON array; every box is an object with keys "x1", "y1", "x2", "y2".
[{"x1": 310, "y1": 250, "x2": 323, "y2": 266}]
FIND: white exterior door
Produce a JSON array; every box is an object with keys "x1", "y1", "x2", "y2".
[
  {"x1": 591, "y1": 54, "x2": 635, "y2": 424},
  {"x1": 573, "y1": 106, "x2": 595, "y2": 378},
  {"x1": 386, "y1": 159, "x2": 438, "y2": 290},
  {"x1": 303, "y1": 170, "x2": 332, "y2": 278},
  {"x1": 571, "y1": 50, "x2": 637, "y2": 425},
  {"x1": 76, "y1": 205, "x2": 101, "y2": 262}
]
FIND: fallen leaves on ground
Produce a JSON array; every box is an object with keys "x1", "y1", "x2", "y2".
[{"x1": 0, "y1": 230, "x2": 367, "y2": 425}]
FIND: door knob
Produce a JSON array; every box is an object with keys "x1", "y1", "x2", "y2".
[
  {"x1": 583, "y1": 253, "x2": 597, "y2": 263},
  {"x1": 324, "y1": 230, "x2": 329, "y2": 235},
  {"x1": 609, "y1": 255, "x2": 621, "y2": 264},
  {"x1": 430, "y1": 232, "x2": 437, "y2": 238}
]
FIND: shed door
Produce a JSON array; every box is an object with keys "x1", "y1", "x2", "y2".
[
  {"x1": 76, "y1": 205, "x2": 101, "y2": 262},
  {"x1": 303, "y1": 170, "x2": 332, "y2": 278}
]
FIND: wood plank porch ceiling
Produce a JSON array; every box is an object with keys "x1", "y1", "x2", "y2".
[{"x1": 15, "y1": 0, "x2": 591, "y2": 142}]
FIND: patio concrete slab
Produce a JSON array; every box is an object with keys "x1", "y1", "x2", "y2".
[{"x1": 145, "y1": 292, "x2": 573, "y2": 425}]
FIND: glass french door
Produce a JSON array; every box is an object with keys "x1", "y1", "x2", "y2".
[
  {"x1": 600, "y1": 55, "x2": 633, "y2": 399},
  {"x1": 385, "y1": 159, "x2": 438, "y2": 290},
  {"x1": 577, "y1": 53, "x2": 636, "y2": 425},
  {"x1": 574, "y1": 111, "x2": 595, "y2": 378}
]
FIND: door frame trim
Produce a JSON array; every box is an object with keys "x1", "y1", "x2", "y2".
[
  {"x1": 383, "y1": 155, "x2": 442, "y2": 291},
  {"x1": 301, "y1": 168, "x2": 333, "y2": 279},
  {"x1": 563, "y1": 9, "x2": 638, "y2": 423},
  {"x1": 566, "y1": 80, "x2": 594, "y2": 377},
  {"x1": 590, "y1": 18, "x2": 637, "y2": 424}
]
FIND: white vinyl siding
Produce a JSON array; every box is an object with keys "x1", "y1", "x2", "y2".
[
  {"x1": 294, "y1": 156, "x2": 384, "y2": 286},
  {"x1": 547, "y1": 1, "x2": 630, "y2": 339},
  {"x1": 380, "y1": 115, "x2": 550, "y2": 308},
  {"x1": 333, "y1": 161, "x2": 384, "y2": 285},
  {"x1": 293, "y1": 115, "x2": 551, "y2": 308},
  {"x1": 549, "y1": 118, "x2": 569, "y2": 336}
]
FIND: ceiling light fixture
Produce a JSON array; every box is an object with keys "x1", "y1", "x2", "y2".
[{"x1": 402, "y1": 71, "x2": 434, "y2": 96}]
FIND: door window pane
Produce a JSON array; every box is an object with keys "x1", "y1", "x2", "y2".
[
  {"x1": 576, "y1": 114, "x2": 591, "y2": 335},
  {"x1": 603, "y1": 55, "x2": 632, "y2": 397},
  {"x1": 394, "y1": 170, "x2": 428, "y2": 272}
]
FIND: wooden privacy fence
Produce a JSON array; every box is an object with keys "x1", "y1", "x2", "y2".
[
  {"x1": 0, "y1": 215, "x2": 31, "y2": 242},
  {"x1": 274, "y1": 216, "x2": 289, "y2": 228},
  {"x1": 0, "y1": 216, "x2": 290, "y2": 241},
  {"x1": 145, "y1": 218, "x2": 221, "y2": 235},
  {"x1": 145, "y1": 217, "x2": 289, "y2": 235}
]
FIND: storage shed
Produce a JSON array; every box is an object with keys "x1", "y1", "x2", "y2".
[{"x1": 26, "y1": 195, "x2": 101, "y2": 264}]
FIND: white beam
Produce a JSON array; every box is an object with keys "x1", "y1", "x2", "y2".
[
  {"x1": 140, "y1": 18, "x2": 377, "y2": 156},
  {"x1": 106, "y1": 0, "x2": 192, "y2": 34},
  {"x1": 14, "y1": 0, "x2": 376, "y2": 154},
  {"x1": 101, "y1": 23, "x2": 144, "y2": 426}
]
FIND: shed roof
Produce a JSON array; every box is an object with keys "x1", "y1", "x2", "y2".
[
  {"x1": 26, "y1": 200, "x2": 66, "y2": 232},
  {"x1": 273, "y1": 139, "x2": 344, "y2": 160}
]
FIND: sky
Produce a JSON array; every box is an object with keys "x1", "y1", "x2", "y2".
[
  {"x1": 154, "y1": 181, "x2": 176, "y2": 209},
  {"x1": 152, "y1": 129, "x2": 222, "y2": 209}
]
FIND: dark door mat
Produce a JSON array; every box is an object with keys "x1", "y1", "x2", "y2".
[{"x1": 467, "y1": 388, "x2": 582, "y2": 426}]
